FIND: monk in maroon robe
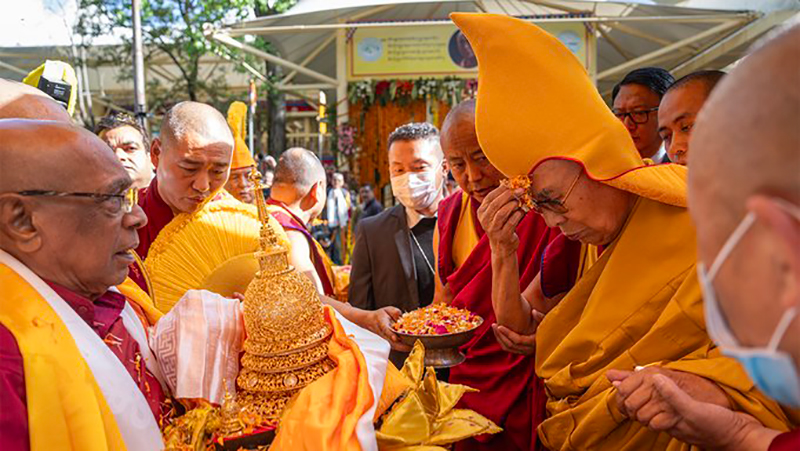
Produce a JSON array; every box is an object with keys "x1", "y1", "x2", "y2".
[
  {"x1": 436, "y1": 100, "x2": 558, "y2": 451},
  {"x1": 131, "y1": 101, "x2": 234, "y2": 291}
]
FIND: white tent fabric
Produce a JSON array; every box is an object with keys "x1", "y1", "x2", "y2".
[{"x1": 218, "y1": 0, "x2": 798, "y2": 95}]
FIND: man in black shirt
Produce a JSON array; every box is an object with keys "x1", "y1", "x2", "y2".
[
  {"x1": 349, "y1": 123, "x2": 446, "y2": 365},
  {"x1": 359, "y1": 184, "x2": 384, "y2": 219}
]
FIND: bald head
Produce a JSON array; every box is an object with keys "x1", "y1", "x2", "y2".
[
  {"x1": 689, "y1": 24, "x2": 800, "y2": 362},
  {"x1": 441, "y1": 99, "x2": 476, "y2": 146},
  {"x1": 690, "y1": 26, "x2": 799, "y2": 223},
  {"x1": 160, "y1": 101, "x2": 233, "y2": 149},
  {"x1": 0, "y1": 119, "x2": 126, "y2": 193},
  {"x1": 152, "y1": 101, "x2": 234, "y2": 214},
  {"x1": 440, "y1": 99, "x2": 504, "y2": 202},
  {"x1": 667, "y1": 70, "x2": 726, "y2": 98},
  {"x1": 273, "y1": 147, "x2": 326, "y2": 192},
  {"x1": 0, "y1": 119, "x2": 145, "y2": 299},
  {"x1": 658, "y1": 70, "x2": 726, "y2": 165},
  {"x1": 0, "y1": 78, "x2": 71, "y2": 121}
]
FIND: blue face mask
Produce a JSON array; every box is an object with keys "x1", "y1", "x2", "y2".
[{"x1": 698, "y1": 202, "x2": 800, "y2": 408}]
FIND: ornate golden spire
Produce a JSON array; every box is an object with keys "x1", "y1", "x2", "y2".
[
  {"x1": 235, "y1": 169, "x2": 336, "y2": 424},
  {"x1": 250, "y1": 170, "x2": 292, "y2": 277}
]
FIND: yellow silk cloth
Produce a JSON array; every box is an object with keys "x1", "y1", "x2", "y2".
[
  {"x1": 0, "y1": 263, "x2": 127, "y2": 451},
  {"x1": 271, "y1": 306, "x2": 409, "y2": 450},
  {"x1": 535, "y1": 198, "x2": 792, "y2": 450},
  {"x1": 450, "y1": 13, "x2": 688, "y2": 207},
  {"x1": 452, "y1": 192, "x2": 480, "y2": 268},
  {"x1": 375, "y1": 342, "x2": 502, "y2": 450},
  {"x1": 117, "y1": 276, "x2": 162, "y2": 325}
]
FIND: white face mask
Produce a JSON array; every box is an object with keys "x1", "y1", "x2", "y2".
[
  {"x1": 390, "y1": 165, "x2": 443, "y2": 211},
  {"x1": 698, "y1": 199, "x2": 800, "y2": 407}
]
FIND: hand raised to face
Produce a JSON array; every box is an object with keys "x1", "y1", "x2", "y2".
[{"x1": 477, "y1": 185, "x2": 526, "y2": 258}]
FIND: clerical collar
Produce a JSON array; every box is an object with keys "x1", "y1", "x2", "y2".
[{"x1": 405, "y1": 206, "x2": 437, "y2": 229}]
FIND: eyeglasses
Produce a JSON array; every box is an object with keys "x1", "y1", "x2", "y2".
[
  {"x1": 16, "y1": 188, "x2": 139, "y2": 215},
  {"x1": 613, "y1": 107, "x2": 659, "y2": 125},
  {"x1": 531, "y1": 171, "x2": 581, "y2": 215}
]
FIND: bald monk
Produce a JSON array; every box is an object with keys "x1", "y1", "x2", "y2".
[
  {"x1": 657, "y1": 70, "x2": 726, "y2": 165},
  {"x1": 136, "y1": 101, "x2": 234, "y2": 260},
  {"x1": 268, "y1": 147, "x2": 336, "y2": 295},
  {"x1": 452, "y1": 13, "x2": 793, "y2": 449},
  {"x1": 268, "y1": 147, "x2": 407, "y2": 348},
  {"x1": 435, "y1": 99, "x2": 556, "y2": 451},
  {"x1": 0, "y1": 119, "x2": 165, "y2": 450},
  {"x1": 0, "y1": 78, "x2": 71, "y2": 121},
  {"x1": 614, "y1": 24, "x2": 800, "y2": 450}
]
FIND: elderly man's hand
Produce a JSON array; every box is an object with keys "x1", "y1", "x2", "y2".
[
  {"x1": 491, "y1": 308, "x2": 545, "y2": 355},
  {"x1": 608, "y1": 366, "x2": 732, "y2": 419},
  {"x1": 610, "y1": 372, "x2": 777, "y2": 450},
  {"x1": 363, "y1": 306, "x2": 411, "y2": 352},
  {"x1": 477, "y1": 185, "x2": 526, "y2": 257}
]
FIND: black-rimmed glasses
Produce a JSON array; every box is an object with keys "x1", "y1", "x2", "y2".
[
  {"x1": 613, "y1": 107, "x2": 659, "y2": 125},
  {"x1": 531, "y1": 171, "x2": 581, "y2": 215},
  {"x1": 16, "y1": 188, "x2": 139, "y2": 215}
]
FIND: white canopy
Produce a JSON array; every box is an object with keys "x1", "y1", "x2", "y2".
[{"x1": 213, "y1": 0, "x2": 798, "y2": 101}]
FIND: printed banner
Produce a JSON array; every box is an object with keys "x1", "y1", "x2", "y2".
[{"x1": 347, "y1": 22, "x2": 591, "y2": 80}]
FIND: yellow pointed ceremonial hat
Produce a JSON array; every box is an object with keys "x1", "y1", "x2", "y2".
[
  {"x1": 227, "y1": 101, "x2": 256, "y2": 169},
  {"x1": 451, "y1": 13, "x2": 687, "y2": 207}
]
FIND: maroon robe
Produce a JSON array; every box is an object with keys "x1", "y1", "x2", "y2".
[
  {"x1": 135, "y1": 177, "x2": 175, "y2": 261},
  {"x1": 437, "y1": 190, "x2": 557, "y2": 451},
  {"x1": 266, "y1": 199, "x2": 335, "y2": 297},
  {"x1": 770, "y1": 430, "x2": 800, "y2": 451}
]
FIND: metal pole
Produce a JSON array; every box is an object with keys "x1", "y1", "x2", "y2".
[
  {"x1": 80, "y1": 46, "x2": 95, "y2": 128},
  {"x1": 132, "y1": 0, "x2": 148, "y2": 129},
  {"x1": 248, "y1": 79, "x2": 256, "y2": 155}
]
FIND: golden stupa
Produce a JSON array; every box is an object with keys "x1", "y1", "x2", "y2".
[{"x1": 236, "y1": 170, "x2": 336, "y2": 422}]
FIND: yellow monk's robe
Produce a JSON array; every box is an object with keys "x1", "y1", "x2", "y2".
[
  {"x1": 0, "y1": 249, "x2": 164, "y2": 451},
  {"x1": 535, "y1": 197, "x2": 792, "y2": 449},
  {"x1": 449, "y1": 12, "x2": 796, "y2": 450}
]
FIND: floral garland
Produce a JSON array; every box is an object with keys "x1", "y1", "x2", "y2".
[
  {"x1": 347, "y1": 77, "x2": 477, "y2": 109},
  {"x1": 336, "y1": 124, "x2": 356, "y2": 157}
]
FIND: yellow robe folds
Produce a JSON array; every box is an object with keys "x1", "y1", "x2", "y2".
[
  {"x1": 535, "y1": 198, "x2": 791, "y2": 450},
  {"x1": 0, "y1": 264, "x2": 135, "y2": 451}
]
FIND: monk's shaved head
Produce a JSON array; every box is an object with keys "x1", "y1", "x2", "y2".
[
  {"x1": 667, "y1": 70, "x2": 726, "y2": 98},
  {"x1": 440, "y1": 99, "x2": 476, "y2": 152},
  {"x1": 152, "y1": 101, "x2": 234, "y2": 214},
  {"x1": 269, "y1": 147, "x2": 328, "y2": 223},
  {"x1": 160, "y1": 101, "x2": 233, "y2": 149},
  {"x1": 0, "y1": 78, "x2": 71, "y2": 121},
  {"x1": 440, "y1": 99, "x2": 504, "y2": 202},
  {"x1": 689, "y1": 24, "x2": 800, "y2": 359},
  {"x1": 274, "y1": 147, "x2": 326, "y2": 192},
  {"x1": 441, "y1": 99, "x2": 475, "y2": 137},
  {"x1": 690, "y1": 26, "x2": 800, "y2": 226}
]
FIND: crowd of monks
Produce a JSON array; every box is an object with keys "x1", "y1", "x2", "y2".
[{"x1": 0, "y1": 12, "x2": 798, "y2": 451}]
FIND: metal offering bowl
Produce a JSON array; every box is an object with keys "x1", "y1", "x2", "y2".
[{"x1": 393, "y1": 318, "x2": 484, "y2": 368}]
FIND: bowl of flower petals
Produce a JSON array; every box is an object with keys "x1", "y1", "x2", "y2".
[{"x1": 392, "y1": 304, "x2": 484, "y2": 368}]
